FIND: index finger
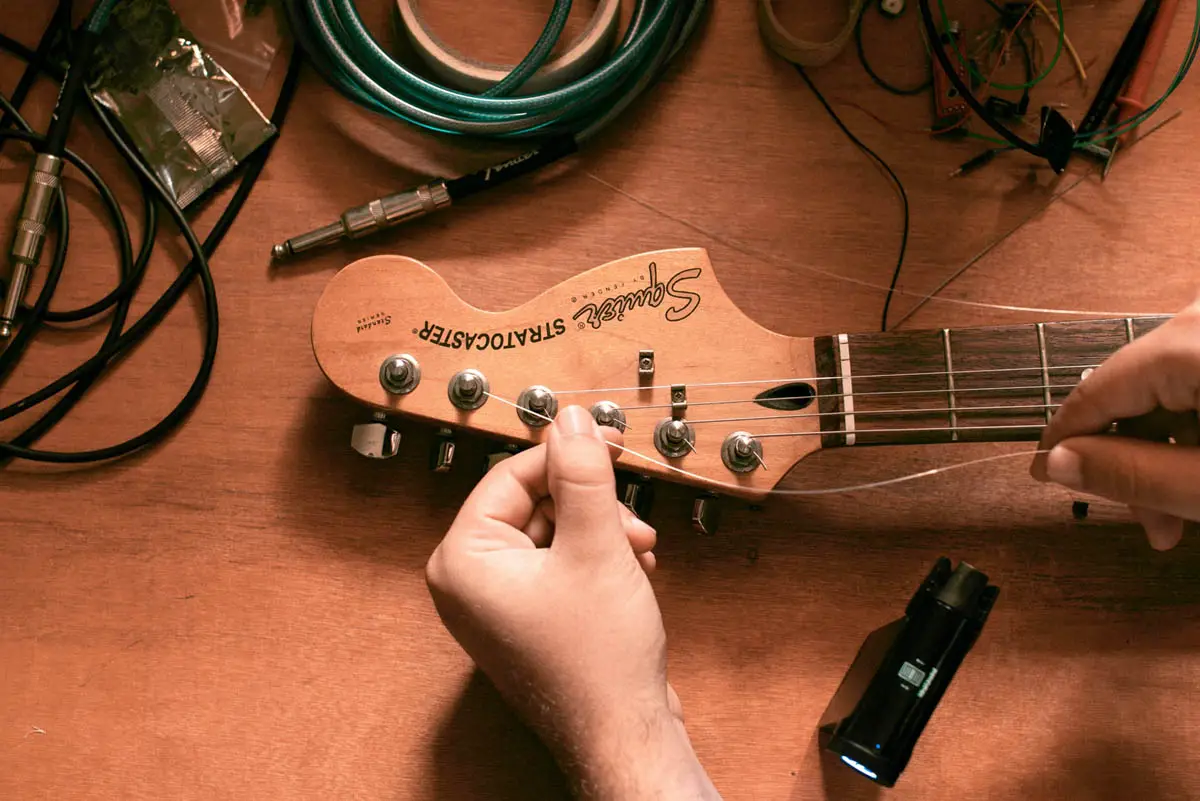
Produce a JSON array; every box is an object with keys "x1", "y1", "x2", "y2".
[
  {"x1": 1039, "y1": 310, "x2": 1200, "y2": 450},
  {"x1": 444, "y1": 426, "x2": 626, "y2": 549}
]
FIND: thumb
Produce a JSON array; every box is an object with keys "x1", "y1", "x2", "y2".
[
  {"x1": 546, "y1": 406, "x2": 625, "y2": 560},
  {"x1": 1044, "y1": 435, "x2": 1200, "y2": 522}
]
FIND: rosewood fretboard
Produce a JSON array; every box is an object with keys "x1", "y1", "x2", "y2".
[{"x1": 813, "y1": 317, "x2": 1172, "y2": 448}]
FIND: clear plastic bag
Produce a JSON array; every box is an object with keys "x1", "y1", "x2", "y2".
[
  {"x1": 91, "y1": 0, "x2": 278, "y2": 208},
  {"x1": 177, "y1": 0, "x2": 285, "y2": 90}
]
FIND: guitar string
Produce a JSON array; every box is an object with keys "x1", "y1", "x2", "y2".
[
  {"x1": 690, "y1": 402, "x2": 1063, "y2": 426},
  {"x1": 583, "y1": 171, "x2": 1171, "y2": 320},
  {"x1": 484, "y1": 390, "x2": 1049, "y2": 496},
  {"x1": 615, "y1": 381, "x2": 1082, "y2": 412},
  {"x1": 753, "y1": 424, "x2": 1045, "y2": 439},
  {"x1": 549, "y1": 361, "x2": 1102, "y2": 396}
]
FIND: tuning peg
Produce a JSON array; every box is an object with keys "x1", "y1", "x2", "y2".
[
  {"x1": 691, "y1": 493, "x2": 721, "y2": 536},
  {"x1": 485, "y1": 444, "x2": 522, "y2": 474},
  {"x1": 350, "y1": 412, "x2": 401, "y2": 459},
  {"x1": 617, "y1": 473, "x2": 655, "y2": 521},
  {"x1": 430, "y1": 427, "x2": 456, "y2": 472}
]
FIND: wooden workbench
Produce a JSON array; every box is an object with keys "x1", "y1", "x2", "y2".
[{"x1": 2, "y1": 1, "x2": 1198, "y2": 798}]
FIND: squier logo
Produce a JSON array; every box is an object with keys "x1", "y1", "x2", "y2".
[{"x1": 572, "y1": 262, "x2": 701, "y2": 331}]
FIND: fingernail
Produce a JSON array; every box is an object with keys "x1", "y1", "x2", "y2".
[
  {"x1": 557, "y1": 405, "x2": 599, "y2": 439},
  {"x1": 1045, "y1": 445, "x2": 1084, "y2": 490}
]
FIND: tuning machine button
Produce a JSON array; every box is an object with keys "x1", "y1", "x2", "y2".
[
  {"x1": 351, "y1": 411, "x2": 401, "y2": 459},
  {"x1": 654, "y1": 418, "x2": 695, "y2": 459},
  {"x1": 431, "y1": 427, "x2": 455, "y2": 472},
  {"x1": 721, "y1": 431, "x2": 764, "y2": 473},
  {"x1": 691, "y1": 493, "x2": 721, "y2": 535},
  {"x1": 591, "y1": 401, "x2": 627, "y2": 430},
  {"x1": 517, "y1": 385, "x2": 558, "y2": 427},
  {"x1": 618, "y1": 473, "x2": 655, "y2": 520},
  {"x1": 485, "y1": 444, "x2": 522, "y2": 473},
  {"x1": 379, "y1": 353, "x2": 420, "y2": 395},
  {"x1": 448, "y1": 369, "x2": 489, "y2": 410}
]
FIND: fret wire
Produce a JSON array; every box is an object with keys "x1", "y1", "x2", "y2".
[
  {"x1": 689, "y1": 402, "x2": 1063, "y2": 426},
  {"x1": 942, "y1": 328, "x2": 958, "y2": 441},
  {"x1": 551, "y1": 362, "x2": 1103, "y2": 396},
  {"x1": 1036, "y1": 323, "x2": 1053, "y2": 425},
  {"x1": 617, "y1": 382, "x2": 1083, "y2": 412},
  {"x1": 753, "y1": 424, "x2": 1047, "y2": 439}
]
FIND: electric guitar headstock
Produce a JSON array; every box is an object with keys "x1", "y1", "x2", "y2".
[{"x1": 311, "y1": 248, "x2": 823, "y2": 505}]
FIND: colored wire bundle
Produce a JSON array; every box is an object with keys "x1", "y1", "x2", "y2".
[
  {"x1": 283, "y1": 0, "x2": 707, "y2": 141},
  {"x1": 920, "y1": 0, "x2": 1200, "y2": 158},
  {"x1": 0, "y1": 5, "x2": 298, "y2": 463}
]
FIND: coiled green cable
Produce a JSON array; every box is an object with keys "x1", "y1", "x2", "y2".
[{"x1": 285, "y1": 0, "x2": 707, "y2": 140}]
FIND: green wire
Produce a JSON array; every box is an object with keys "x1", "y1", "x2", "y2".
[
  {"x1": 83, "y1": 0, "x2": 122, "y2": 33},
  {"x1": 482, "y1": 0, "x2": 573, "y2": 97},
  {"x1": 937, "y1": 0, "x2": 1065, "y2": 91},
  {"x1": 289, "y1": 0, "x2": 706, "y2": 139}
]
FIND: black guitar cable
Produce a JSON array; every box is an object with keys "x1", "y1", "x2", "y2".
[
  {"x1": 0, "y1": 8, "x2": 300, "y2": 464},
  {"x1": 792, "y1": 65, "x2": 910, "y2": 332}
]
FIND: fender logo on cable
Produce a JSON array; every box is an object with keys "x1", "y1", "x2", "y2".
[{"x1": 483, "y1": 151, "x2": 537, "y2": 182}]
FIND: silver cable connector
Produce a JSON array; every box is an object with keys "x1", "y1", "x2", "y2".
[
  {"x1": 271, "y1": 179, "x2": 452, "y2": 261},
  {"x1": 2, "y1": 152, "x2": 63, "y2": 338}
]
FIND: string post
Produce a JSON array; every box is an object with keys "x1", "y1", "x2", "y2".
[
  {"x1": 721, "y1": 430, "x2": 765, "y2": 474},
  {"x1": 654, "y1": 417, "x2": 696, "y2": 459},
  {"x1": 590, "y1": 400, "x2": 629, "y2": 432}
]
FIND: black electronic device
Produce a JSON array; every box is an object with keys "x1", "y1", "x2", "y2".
[{"x1": 818, "y1": 559, "x2": 999, "y2": 787}]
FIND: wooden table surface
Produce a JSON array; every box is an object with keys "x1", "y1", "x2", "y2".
[{"x1": 3, "y1": 1, "x2": 1199, "y2": 799}]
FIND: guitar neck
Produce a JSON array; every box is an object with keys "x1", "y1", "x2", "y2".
[{"x1": 813, "y1": 316, "x2": 1172, "y2": 448}]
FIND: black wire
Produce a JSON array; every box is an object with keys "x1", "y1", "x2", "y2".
[
  {"x1": 1014, "y1": 28, "x2": 1033, "y2": 110},
  {"x1": 854, "y1": 3, "x2": 932, "y2": 96},
  {"x1": 0, "y1": 0, "x2": 69, "y2": 141},
  {"x1": 0, "y1": 14, "x2": 301, "y2": 463},
  {"x1": 792, "y1": 65, "x2": 909, "y2": 332}
]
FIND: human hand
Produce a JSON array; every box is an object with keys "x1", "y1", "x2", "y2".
[
  {"x1": 1032, "y1": 298, "x2": 1200, "y2": 550},
  {"x1": 426, "y1": 406, "x2": 720, "y2": 800}
]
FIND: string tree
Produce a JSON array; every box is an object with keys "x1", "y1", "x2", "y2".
[
  {"x1": 670, "y1": 384, "x2": 687, "y2": 419},
  {"x1": 638, "y1": 349, "x2": 654, "y2": 380}
]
